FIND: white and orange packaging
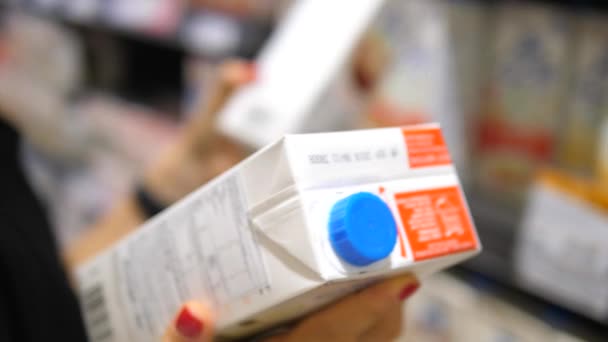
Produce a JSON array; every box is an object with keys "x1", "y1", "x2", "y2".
[
  {"x1": 557, "y1": 14, "x2": 608, "y2": 175},
  {"x1": 474, "y1": 2, "x2": 572, "y2": 202},
  {"x1": 76, "y1": 125, "x2": 481, "y2": 341}
]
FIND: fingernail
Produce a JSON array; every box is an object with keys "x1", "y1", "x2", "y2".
[
  {"x1": 176, "y1": 306, "x2": 204, "y2": 338},
  {"x1": 243, "y1": 63, "x2": 257, "y2": 83},
  {"x1": 398, "y1": 283, "x2": 420, "y2": 301}
]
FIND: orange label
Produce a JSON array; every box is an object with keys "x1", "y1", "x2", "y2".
[
  {"x1": 395, "y1": 187, "x2": 477, "y2": 261},
  {"x1": 402, "y1": 127, "x2": 451, "y2": 168}
]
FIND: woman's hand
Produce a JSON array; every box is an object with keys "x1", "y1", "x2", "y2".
[
  {"x1": 144, "y1": 60, "x2": 256, "y2": 205},
  {"x1": 164, "y1": 274, "x2": 419, "y2": 342},
  {"x1": 266, "y1": 274, "x2": 419, "y2": 342},
  {"x1": 164, "y1": 301, "x2": 215, "y2": 342}
]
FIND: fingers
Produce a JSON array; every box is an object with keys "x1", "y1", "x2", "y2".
[
  {"x1": 142, "y1": 61, "x2": 255, "y2": 204},
  {"x1": 207, "y1": 60, "x2": 257, "y2": 115},
  {"x1": 163, "y1": 301, "x2": 215, "y2": 342},
  {"x1": 184, "y1": 60, "x2": 256, "y2": 152},
  {"x1": 359, "y1": 303, "x2": 404, "y2": 342},
  {"x1": 288, "y1": 274, "x2": 419, "y2": 341}
]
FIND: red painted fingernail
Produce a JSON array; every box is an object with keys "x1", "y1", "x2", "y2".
[
  {"x1": 243, "y1": 63, "x2": 257, "y2": 83},
  {"x1": 176, "y1": 307, "x2": 204, "y2": 338},
  {"x1": 398, "y1": 283, "x2": 420, "y2": 301}
]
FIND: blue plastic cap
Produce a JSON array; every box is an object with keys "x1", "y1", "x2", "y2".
[{"x1": 328, "y1": 192, "x2": 398, "y2": 266}]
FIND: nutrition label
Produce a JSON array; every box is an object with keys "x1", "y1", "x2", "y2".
[
  {"x1": 82, "y1": 174, "x2": 268, "y2": 341},
  {"x1": 395, "y1": 186, "x2": 477, "y2": 261}
]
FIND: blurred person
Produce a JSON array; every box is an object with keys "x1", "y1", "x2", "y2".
[{"x1": 0, "y1": 58, "x2": 419, "y2": 341}]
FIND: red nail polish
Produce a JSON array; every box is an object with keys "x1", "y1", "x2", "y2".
[
  {"x1": 398, "y1": 283, "x2": 420, "y2": 301},
  {"x1": 176, "y1": 307, "x2": 204, "y2": 338},
  {"x1": 244, "y1": 63, "x2": 257, "y2": 83}
]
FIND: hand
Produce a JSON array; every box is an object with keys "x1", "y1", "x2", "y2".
[
  {"x1": 164, "y1": 274, "x2": 419, "y2": 342},
  {"x1": 163, "y1": 301, "x2": 215, "y2": 342},
  {"x1": 64, "y1": 61, "x2": 255, "y2": 269},
  {"x1": 144, "y1": 60, "x2": 256, "y2": 205},
  {"x1": 266, "y1": 274, "x2": 419, "y2": 342}
]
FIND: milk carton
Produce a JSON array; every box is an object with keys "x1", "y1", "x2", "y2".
[
  {"x1": 217, "y1": 0, "x2": 385, "y2": 149},
  {"x1": 474, "y1": 2, "x2": 572, "y2": 203},
  {"x1": 77, "y1": 125, "x2": 481, "y2": 340},
  {"x1": 557, "y1": 15, "x2": 608, "y2": 175}
]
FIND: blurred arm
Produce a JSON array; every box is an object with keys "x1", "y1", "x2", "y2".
[{"x1": 63, "y1": 61, "x2": 254, "y2": 270}]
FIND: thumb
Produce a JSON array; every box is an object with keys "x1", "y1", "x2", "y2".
[
  {"x1": 163, "y1": 301, "x2": 215, "y2": 342},
  {"x1": 183, "y1": 60, "x2": 256, "y2": 155},
  {"x1": 206, "y1": 60, "x2": 257, "y2": 116}
]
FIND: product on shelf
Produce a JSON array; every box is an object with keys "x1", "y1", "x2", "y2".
[
  {"x1": 512, "y1": 44, "x2": 608, "y2": 319},
  {"x1": 76, "y1": 125, "x2": 480, "y2": 340},
  {"x1": 473, "y1": 2, "x2": 573, "y2": 204},
  {"x1": 596, "y1": 113, "x2": 608, "y2": 207},
  {"x1": 27, "y1": 0, "x2": 62, "y2": 12},
  {"x1": 556, "y1": 15, "x2": 608, "y2": 175},
  {"x1": 190, "y1": 0, "x2": 279, "y2": 19},
  {"x1": 181, "y1": 10, "x2": 244, "y2": 58},
  {"x1": 105, "y1": 0, "x2": 184, "y2": 36},
  {"x1": 63, "y1": 0, "x2": 100, "y2": 22},
  {"x1": 515, "y1": 169, "x2": 608, "y2": 321},
  {"x1": 444, "y1": 0, "x2": 488, "y2": 181}
]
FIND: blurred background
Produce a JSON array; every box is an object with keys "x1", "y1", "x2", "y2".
[{"x1": 1, "y1": 0, "x2": 608, "y2": 340}]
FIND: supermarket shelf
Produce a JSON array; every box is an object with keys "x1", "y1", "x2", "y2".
[
  {"x1": 451, "y1": 267, "x2": 608, "y2": 342},
  {"x1": 464, "y1": 190, "x2": 608, "y2": 328},
  {"x1": 6, "y1": 1, "x2": 272, "y2": 59},
  {"x1": 463, "y1": 191, "x2": 520, "y2": 280}
]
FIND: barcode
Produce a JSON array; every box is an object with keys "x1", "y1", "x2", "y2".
[{"x1": 81, "y1": 285, "x2": 113, "y2": 342}]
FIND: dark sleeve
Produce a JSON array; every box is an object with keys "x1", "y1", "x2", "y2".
[
  {"x1": 0, "y1": 281, "x2": 14, "y2": 342},
  {"x1": 0, "y1": 120, "x2": 88, "y2": 342}
]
